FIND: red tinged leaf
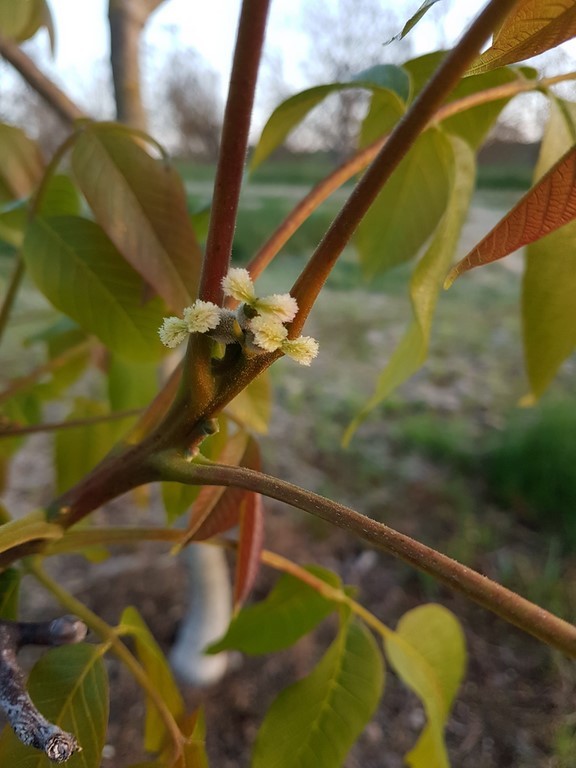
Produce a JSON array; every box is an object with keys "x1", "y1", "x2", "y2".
[
  {"x1": 182, "y1": 434, "x2": 261, "y2": 543},
  {"x1": 234, "y1": 493, "x2": 265, "y2": 609},
  {"x1": 469, "y1": 0, "x2": 576, "y2": 74},
  {"x1": 445, "y1": 142, "x2": 576, "y2": 286},
  {"x1": 187, "y1": 484, "x2": 244, "y2": 541}
]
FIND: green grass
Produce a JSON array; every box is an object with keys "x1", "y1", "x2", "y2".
[{"x1": 484, "y1": 399, "x2": 576, "y2": 550}]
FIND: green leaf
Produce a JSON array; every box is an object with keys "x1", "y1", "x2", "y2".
[
  {"x1": 0, "y1": 0, "x2": 54, "y2": 48},
  {"x1": 38, "y1": 174, "x2": 82, "y2": 218},
  {"x1": 403, "y1": 54, "x2": 523, "y2": 149},
  {"x1": 251, "y1": 67, "x2": 410, "y2": 170},
  {"x1": 23, "y1": 216, "x2": 167, "y2": 361},
  {"x1": 345, "y1": 135, "x2": 474, "y2": 440},
  {"x1": 118, "y1": 606, "x2": 184, "y2": 753},
  {"x1": 0, "y1": 199, "x2": 27, "y2": 246},
  {"x1": 72, "y1": 124, "x2": 201, "y2": 312},
  {"x1": 225, "y1": 372, "x2": 271, "y2": 434},
  {"x1": 387, "y1": 0, "x2": 443, "y2": 43},
  {"x1": 522, "y1": 98, "x2": 576, "y2": 397},
  {"x1": 0, "y1": 643, "x2": 109, "y2": 768},
  {"x1": 0, "y1": 123, "x2": 44, "y2": 203},
  {"x1": 356, "y1": 127, "x2": 454, "y2": 277},
  {"x1": 54, "y1": 399, "x2": 126, "y2": 493},
  {"x1": 469, "y1": 0, "x2": 576, "y2": 74},
  {"x1": 208, "y1": 566, "x2": 341, "y2": 656},
  {"x1": 107, "y1": 355, "x2": 158, "y2": 411},
  {"x1": 252, "y1": 616, "x2": 384, "y2": 768},
  {"x1": 359, "y1": 89, "x2": 406, "y2": 148},
  {"x1": 385, "y1": 604, "x2": 465, "y2": 768},
  {"x1": 0, "y1": 568, "x2": 20, "y2": 619},
  {"x1": 24, "y1": 321, "x2": 91, "y2": 401}
]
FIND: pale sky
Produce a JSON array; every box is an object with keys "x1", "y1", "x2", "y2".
[
  {"x1": 6, "y1": 0, "x2": 575, "y2": 143},
  {"x1": 30, "y1": 0, "x2": 479, "y2": 107}
]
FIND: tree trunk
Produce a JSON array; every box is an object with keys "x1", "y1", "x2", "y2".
[{"x1": 108, "y1": 0, "x2": 166, "y2": 130}]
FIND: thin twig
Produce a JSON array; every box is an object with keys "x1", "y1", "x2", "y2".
[
  {"x1": 0, "y1": 616, "x2": 87, "y2": 762},
  {"x1": 0, "y1": 341, "x2": 92, "y2": 406},
  {"x1": 0, "y1": 409, "x2": 142, "y2": 439},
  {"x1": 30, "y1": 562, "x2": 186, "y2": 763},
  {"x1": 0, "y1": 258, "x2": 25, "y2": 347},
  {"x1": 0, "y1": 34, "x2": 84, "y2": 125},
  {"x1": 288, "y1": 0, "x2": 523, "y2": 335},
  {"x1": 199, "y1": 0, "x2": 272, "y2": 304},
  {"x1": 152, "y1": 452, "x2": 576, "y2": 659}
]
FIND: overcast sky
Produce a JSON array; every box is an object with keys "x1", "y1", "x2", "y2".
[
  {"x1": 34, "y1": 0, "x2": 479, "y2": 104},
  {"x1": 5, "y1": 0, "x2": 575, "y2": 143}
]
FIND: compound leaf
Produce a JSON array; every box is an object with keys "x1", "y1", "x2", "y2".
[{"x1": 252, "y1": 617, "x2": 384, "y2": 768}]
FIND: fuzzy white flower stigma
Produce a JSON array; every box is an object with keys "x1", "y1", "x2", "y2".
[
  {"x1": 158, "y1": 316, "x2": 189, "y2": 348},
  {"x1": 221, "y1": 267, "x2": 256, "y2": 304},
  {"x1": 183, "y1": 300, "x2": 221, "y2": 333},
  {"x1": 254, "y1": 293, "x2": 299, "y2": 323},
  {"x1": 281, "y1": 336, "x2": 319, "y2": 366},
  {"x1": 249, "y1": 315, "x2": 288, "y2": 352}
]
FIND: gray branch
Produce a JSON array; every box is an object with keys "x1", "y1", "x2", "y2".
[{"x1": 0, "y1": 617, "x2": 87, "y2": 763}]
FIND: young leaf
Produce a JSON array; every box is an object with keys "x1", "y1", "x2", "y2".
[
  {"x1": 37, "y1": 174, "x2": 82, "y2": 218},
  {"x1": 359, "y1": 90, "x2": 406, "y2": 148},
  {"x1": 107, "y1": 355, "x2": 159, "y2": 411},
  {"x1": 445, "y1": 136, "x2": 576, "y2": 288},
  {"x1": 0, "y1": 568, "x2": 20, "y2": 619},
  {"x1": 252, "y1": 617, "x2": 384, "y2": 768},
  {"x1": 251, "y1": 67, "x2": 410, "y2": 171},
  {"x1": 23, "y1": 215, "x2": 167, "y2": 361},
  {"x1": 356, "y1": 127, "x2": 454, "y2": 276},
  {"x1": 234, "y1": 492, "x2": 265, "y2": 608},
  {"x1": 225, "y1": 372, "x2": 271, "y2": 434},
  {"x1": 72, "y1": 125, "x2": 201, "y2": 312},
  {"x1": 0, "y1": 0, "x2": 54, "y2": 48},
  {"x1": 387, "y1": 0, "x2": 444, "y2": 44},
  {"x1": 207, "y1": 566, "x2": 341, "y2": 656},
  {"x1": 469, "y1": 0, "x2": 576, "y2": 74},
  {"x1": 178, "y1": 709, "x2": 209, "y2": 768},
  {"x1": 404, "y1": 53, "x2": 525, "y2": 149},
  {"x1": 385, "y1": 604, "x2": 466, "y2": 768},
  {"x1": 522, "y1": 98, "x2": 576, "y2": 397},
  {"x1": 54, "y1": 399, "x2": 127, "y2": 493},
  {"x1": 118, "y1": 606, "x2": 184, "y2": 753},
  {"x1": 183, "y1": 432, "x2": 256, "y2": 541},
  {"x1": 345, "y1": 135, "x2": 474, "y2": 440},
  {"x1": 0, "y1": 643, "x2": 109, "y2": 768},
  {"x1": 0, "y1": 123, "x2": 44, "y2": 202}
]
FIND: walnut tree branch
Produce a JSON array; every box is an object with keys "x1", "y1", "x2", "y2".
[
  {"x1": 151, "y1": 451, "x2": 576, "y2": 659},
  {"x1": 199, "y1": 0, "x2": 272, "y2": 304},
  {"x1": 288, "y1": 0, "x2": 522, "y2": 335},
  {"x1": 0, "y1": 616, "x2": 87, "y2": 762},
  {"x1": 0, "y1": 34, "x2": 85, "y2": 125}
]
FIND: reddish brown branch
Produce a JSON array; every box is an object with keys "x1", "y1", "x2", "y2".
[
  {"x1": 288, "y1": 0, "x2": 522, "y2": 335},
  {"x1": 154, "y1": 453, "x2": 576, "y2": 659},
  {"x1": 199, "y1": 0, "x2": 272, "y2": 304}
]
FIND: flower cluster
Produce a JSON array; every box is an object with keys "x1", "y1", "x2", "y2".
[{"x1": 158, "y1": 268, "x2": 318, "y2": 366}]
